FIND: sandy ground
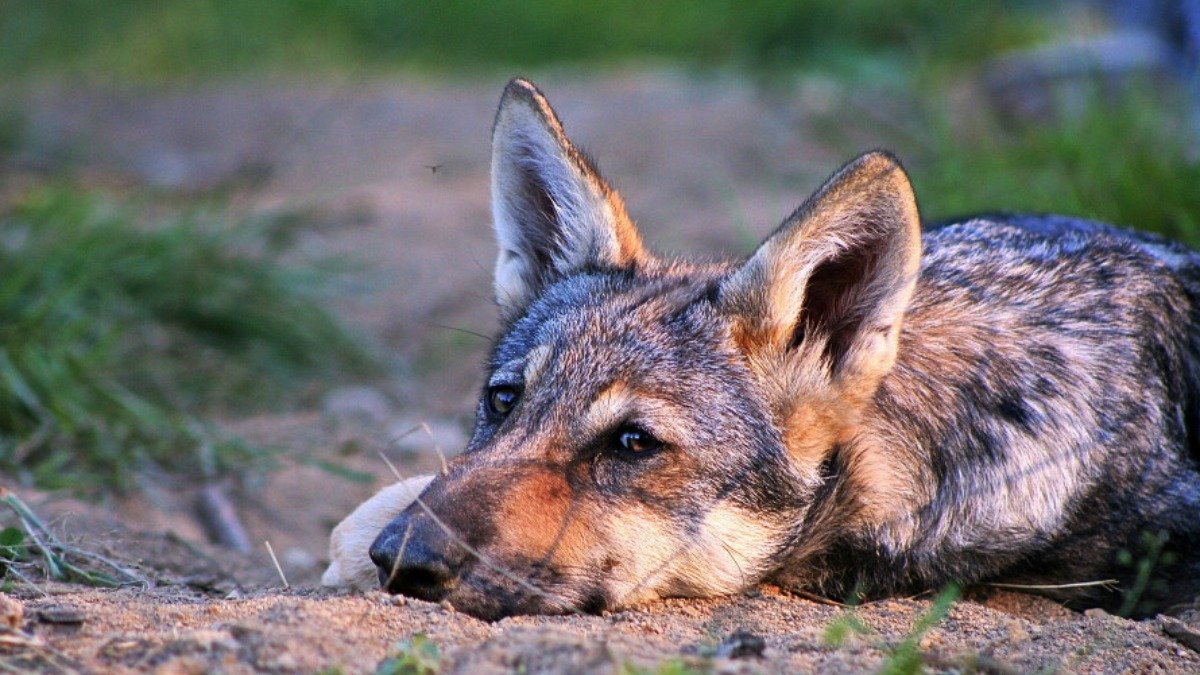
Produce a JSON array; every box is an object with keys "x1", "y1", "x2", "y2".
[{"x1": 3, "y1": 72, "x2": 1200, "y2": 672}]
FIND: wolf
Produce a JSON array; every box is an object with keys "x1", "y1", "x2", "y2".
[{"x1": 326, "y1": 78, "x2": 1200, "y2": 620}]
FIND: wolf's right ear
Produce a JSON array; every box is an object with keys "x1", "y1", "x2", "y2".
[{"x1": 490, "y1": 79, "x2": 647, "y2": 312}]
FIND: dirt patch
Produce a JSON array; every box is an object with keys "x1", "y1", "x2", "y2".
[{"x1": 4, "y1": 577, "x2": 1199, "y2": 672}]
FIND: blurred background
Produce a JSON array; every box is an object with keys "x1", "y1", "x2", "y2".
[{"x1": 0, "y1": 0, "x2": 1198, "y2": 574}]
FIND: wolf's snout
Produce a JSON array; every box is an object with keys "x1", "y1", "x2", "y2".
[{"x1": 369, "y1": 512, "x2": 467, "y2": 602}]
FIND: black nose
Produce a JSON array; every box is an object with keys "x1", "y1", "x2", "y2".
[{"x1": 369, "y1": 512, "x2": 466, "y2": 602}]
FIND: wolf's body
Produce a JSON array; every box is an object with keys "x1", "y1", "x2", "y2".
[
  {"x1": 777, "y1": 215, "x2": 1200, "y2": 610},
  {"x1": 333, "y1": 79, "x2": 1200, "y2": 619}
]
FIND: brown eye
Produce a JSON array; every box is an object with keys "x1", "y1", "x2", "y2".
[
  {"x1": 488, "y1": 385, "x2": 519, "y2": 416},
  {"x1": 616, "y1": 426, "x2": 663, "y2": 455}
]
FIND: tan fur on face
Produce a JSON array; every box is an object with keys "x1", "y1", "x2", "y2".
[
  {"x1": 744, "y1": 337, "x2": 850, "y2": 468},
  {"x1": 490, "y1": 468, "x2": 596, "y2": 572},
  {"x1": 582, "y1": 381, "x2": 635, "y2": 433},
  {"x1": 523, "y1": 344, "x2": 553, "y2": 392},
  {"x1": 322, "y1": 475, "x2": 434, "y2": 590}
]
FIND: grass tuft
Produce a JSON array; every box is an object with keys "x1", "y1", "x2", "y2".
[
  {"x1": 374, "y1": 634, "x2": 441, "y2": 675},
  {"x1": 877, "y1": 585, "x2": 959, "y2": 675},
  {"x1": 0, "y1": 489, "x2": 146, "y2": 591},
  {"x1": 0, "y1": 188, "x2": 375, "y2": 493}
]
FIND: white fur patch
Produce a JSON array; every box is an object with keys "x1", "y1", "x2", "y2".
[{"x1": 321, "y1": 475, "x2": 435, "y2": 591}]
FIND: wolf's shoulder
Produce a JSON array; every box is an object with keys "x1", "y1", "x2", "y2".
[{"x1": 922, "y1": 213, "x2": 1200, "y2": 274}]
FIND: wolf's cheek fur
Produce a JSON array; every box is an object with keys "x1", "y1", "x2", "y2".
[
  {"x1": 437, "y1": 462, "x2": 772, "y2": 609},
  {"x1": 599, "y1": 503, "x2": 790, "y2": 606}
]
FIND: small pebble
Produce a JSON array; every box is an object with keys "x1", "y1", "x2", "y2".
[
  {"x1": 1161, "y1": 616, "x2": 1200, "y2": 653},
  {"x1": 0, "y1": 595, "x2": 22, "y2": 629},
  {"x1": 715, "y1": 629, "x2": 766, "y2": 659},
  {"x1": 1008, "y1": 619, "x2": 1030, "y2": 643},
  {"x1": 38, "y1": 604, "x2": 85, "y2": 625}
]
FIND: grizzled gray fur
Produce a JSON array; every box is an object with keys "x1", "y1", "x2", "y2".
[{"x1": 366, "y1": 78, "x2": 1200, "y2": 620}]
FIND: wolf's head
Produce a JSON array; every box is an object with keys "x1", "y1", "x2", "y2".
[{"x1": 369, "y1": 79, "x2": 922, "y2": 619}]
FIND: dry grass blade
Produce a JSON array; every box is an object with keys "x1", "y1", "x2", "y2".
[
  {"x1": 390, "y1": 422, "x2": 451, "y2": 475},
  {"x1": 0, "y1": 613, "x2": 75, "y2": 675},
  {"x1": 0, "y1": 632, "x2": 40, "y2": 650},
  {"x1": 986, "y1": 579, "x2": 1120, "y2": 591},
  {"x1": 264, "y1": 540, "x2": 289, "y2": 590},
  {"x1": 384, "y1": 520, "x2": 414, "y2": 592},
  {"x1": 1, "y1": 563, "x2": 47, "y2": 598},
  {"x1": 788, "y1": 589, "x2": 848, "y2": 607}
]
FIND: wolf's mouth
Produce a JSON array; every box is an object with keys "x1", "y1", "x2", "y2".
[{"x1": 401, "y1": 566, "x2": 612, "y2": 621}]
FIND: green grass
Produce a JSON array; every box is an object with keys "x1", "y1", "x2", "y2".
[
  {"x1": 619, "y1": 658, "x2": 711, "y2": 675},
  {"x1": 0, "y1": 188, "x2": 375, "y2": 493},
  {"x1": 0, "y1": 0, "x2": 1047, "y2": 81},
  {"x1": 823, "y1": 585, "x2": 961, "y2": 674},
  {"x1": 374, "y1": 634, "x2": 441, "y2": 675},
  {"x1": 912, "y1": 93, "x2": 1200, "y2": 244},
  {"x1": 1116, "y1": 529, "x2": 1178, "y2": 617},
  {"x1": 877, "y1": 585, "x2": 959, "y2": 675}
]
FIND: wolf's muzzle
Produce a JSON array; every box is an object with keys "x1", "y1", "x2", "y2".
[{"x1": 369, "y1": 512, "x2": 467, "y2": 602}]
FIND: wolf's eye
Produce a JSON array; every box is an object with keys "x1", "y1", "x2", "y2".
[
  {"x1": 487, "y1": 385, "x2": 520, "y2": 416},
  {"x1": 615, "y1": 426, "x2": 663, "y2": 455}
]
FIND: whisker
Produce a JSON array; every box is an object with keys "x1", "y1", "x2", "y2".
[
  {"x1": 390, "y1": 424, "x2": 422, "y2": 443},
  {"x1": 384, "y1": 519, "x2": 414, "y2": 591},
  {"x1": 388, "y1": 421, "x2": 452, "y2": 475},
  {"x1": 718, "y1": 537, "x2": 747, "y2": 587},
  {"x1": 613, "y1": 536, "x2": 698, "y2": 607},
  {"x1": 427, "y1": 323, "x2": 491, "y2": 341}
]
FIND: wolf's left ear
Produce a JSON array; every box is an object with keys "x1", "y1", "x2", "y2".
[
  {"x1": 490, "y1": 79, "x2": 647, "y2": 312},
  {"x1": 720, "y1": 151, "x2": 921, "y2": 384}
]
